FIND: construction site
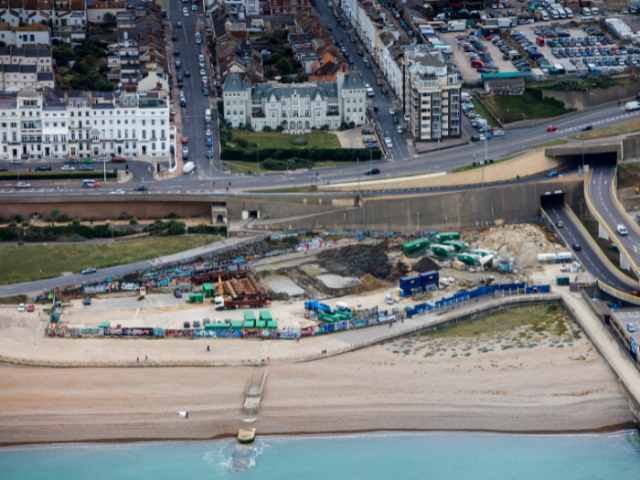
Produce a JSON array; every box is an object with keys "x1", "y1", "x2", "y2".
[{"x1": 46, "y1": 222, "x2": 571, "y2": 336}]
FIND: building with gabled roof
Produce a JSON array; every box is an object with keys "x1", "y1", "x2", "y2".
[{"x1": 223, "y1": 71, "x2": 367, "y2": 131}]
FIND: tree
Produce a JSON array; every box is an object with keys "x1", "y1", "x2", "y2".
[
  {"x1": 103, "y1": 12, "x2": 117, "y2": 27},
  {"x1": 276, "y1": 57, "x2": 293, "y2": 75},
  {"x1": 53, "y1": 46, "x2": 75, "y2": 67},
  {"x1": 49, "y1": 209, "x2": 59, "y2": 225}
]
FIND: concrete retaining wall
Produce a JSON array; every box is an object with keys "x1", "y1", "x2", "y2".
[
  {"x1": 226, "y1": 194, "x2": 358, "y2": 221},
  {"x1": 247, "y1": 180, "x2": 584, "y2": 232},
  {"x1": 541, "y1": 84, "x2": 640, "y2": 110},
  {"x1": 318, "y1": 150, "x2": 565, "y2": 193}
]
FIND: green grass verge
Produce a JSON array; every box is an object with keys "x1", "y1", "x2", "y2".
[
  {"x1": 224, "y1": 160, "x2": 358, "y2": 173},
  {"x1": 569, "y1": 118, "x2": 640, "y2": 140},
  {"x1": 483, "y1": 92, "x2": 575, "y2": 123},
  {"x1": 581, "y1": 219, "x2": 637, "y2": 281},
  {"x1": 471, "y1": 98, "x2": 501, "y2": 129},
  {"x1": 617, "y1": 162, "x2": 640, "y2": 189},
  {"x1": 229, "y1": 130, "x2": 342, "y2": 149},
  {"x1": 500, "y1": 139, "x2": 569, "y2": 158},
  {"x1": 0, "y1": 235, "x2": 219, "y2": 286},
  {"x1": 420, "y1": 304, "x2": 573, "y2": 338}
]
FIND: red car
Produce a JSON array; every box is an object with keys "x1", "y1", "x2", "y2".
[
  {"x1": 182, "y1": 137, "x2": 188, "y2": 144},
  {"x1": 376, "y1": 79, "x2": 383, "y2": 86},
  {"x1": 547, "y1": 125, "x2": 558, "y2": 132},
  {"x1": 111, "y1": 156, "x2": 126, "y2": 163},
  {"x1": 26, "y1": 303, "x2": 34, "y2": 312}
]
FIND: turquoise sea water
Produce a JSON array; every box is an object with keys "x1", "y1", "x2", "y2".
[{"x1": 2, "y1": 431, "x2": 640, "y2": 479}]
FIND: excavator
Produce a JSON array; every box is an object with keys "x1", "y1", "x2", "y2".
[{"x1": 400, "y1": 254, "x2": 414, "y2": 275}]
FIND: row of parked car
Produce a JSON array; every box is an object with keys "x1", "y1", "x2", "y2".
[
  {"x1": 457, "y1": 34, "x2": 500, "y2": 73},
  {"x1": 492, "y1": 36, "x2": 532, "y2": 71},
  {"x1": 505, "y1": 30, "x2": 552, "y2": 69},
  {"x1": 461, "y1": 96, "x2": 505, "y2": 142}
]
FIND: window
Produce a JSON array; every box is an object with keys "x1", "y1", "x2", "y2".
[
  {"x1": 315, "y1": 111, "x2": 321, "y2": 117},
  {"x1": 142, "y1": 130, "x2": 146, "y2": 139}
]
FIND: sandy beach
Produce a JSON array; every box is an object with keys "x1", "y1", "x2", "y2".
[{"x1": 0, "y1": 304, "x2": 635, "y2": 445}]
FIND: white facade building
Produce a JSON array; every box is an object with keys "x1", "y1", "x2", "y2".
[{"x1": 0, "y1": 88, "x2": 174, "y2": 160}]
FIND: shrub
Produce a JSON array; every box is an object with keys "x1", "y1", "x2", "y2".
[
  {"x1": 120, "y1": 211, "x2": 129, "y2": 219},
  {"x1": 292, "y1": 137, "x2": 306, "y2": 145},
  {"x1": 21, "y1": 221, "x2": 29, "y2": 227},
  {"x1": 168, "y1": 221, "x2": 186, "y2": 235},
  {"x1": 263, "y1": 126, "x2": 272, "y2": 132},
  {"x1": 129, "y1": 217, "x2": 138, "y2": 225},
  {"x1": 164, "y1": 212, "x2": 177, "y2": 219},
  {"x1": 8, "y1": 221, "x2": 17, "y2": 227},
  {"x1": 13, "y1": 215, "x2": 22, "y2": 223},
  {"x1": 222, "y1": 147, "x2": 382, "y2": 162}
]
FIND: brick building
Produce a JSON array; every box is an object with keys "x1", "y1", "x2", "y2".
[{"x1": 270, "y1": 0, "x2": 308, "y2": 15}]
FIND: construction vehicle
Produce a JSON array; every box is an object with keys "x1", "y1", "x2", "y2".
[
  {"x1": 214, "y1": 296, "x2": 270, "y2": 310},
  {"x1": 480, "y1": 276, "x2": 495, "y2": 286},
  {"x1": 206, "y1": 270, "x2": 271, "y2": 310},
  {"x1": 400, "y1": 254, "x2": 414, "y2": 275},
  {"x1": 305, "y1": 299, "x2": 332, "y2": 313}
]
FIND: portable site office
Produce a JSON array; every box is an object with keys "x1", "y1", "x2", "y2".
[
  {"x1": 259, "y1": 311, "x2": 272, "y2": 322},
  {"x1": 244, "y1": 311, "x2": 256, "y2": 322},
  {"x1": 202, "y1": 283, "x2": 215, "y2": 298}
]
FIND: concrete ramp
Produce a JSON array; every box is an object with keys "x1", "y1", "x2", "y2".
[{"x1": 243, "y1": 367, "x2": 267, "y2": 415}]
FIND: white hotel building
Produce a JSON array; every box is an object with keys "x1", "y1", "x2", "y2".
[{"x1": 0, "y1": 87, "x2": 174, "y2": 160}]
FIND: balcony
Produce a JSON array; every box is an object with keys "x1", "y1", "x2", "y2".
[
  {"x1": 327, "y1": 111, "x2": 339, "y2": 116},
  {"x1": 252, "y1": 111, "x2": 265, "y2": 118}
]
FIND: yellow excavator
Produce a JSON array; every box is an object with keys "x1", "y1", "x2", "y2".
[{"x1": 400, "y1": 254, "x2": 414, "y2": 275}]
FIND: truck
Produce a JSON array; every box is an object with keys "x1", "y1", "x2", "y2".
[
  {"x1": 626, "y1": 101, "x2": 640, "y2": 111},
  {"x1": 305, "y1": 299, "x2": 332, "y2": 313},
  {"x1": 497, "y1": 17, "x2": 515, "y2": 28},
  {"x1": 214, "y1": 296, "x2": 271, "y2": 310},
  {"x1": 447, "y1": 20, "x2": 466, "y2": 32}
]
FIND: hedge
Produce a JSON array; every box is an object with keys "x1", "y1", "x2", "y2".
[
  {"x1": 0, "y1": 170, "x2": 118, "y2": 181},
  {"x1": 221, "y1": 147, "x2": 382, "y2": 162},
  {"x1": 0, "y1": 224, "x2": 134, "y2": 242}
]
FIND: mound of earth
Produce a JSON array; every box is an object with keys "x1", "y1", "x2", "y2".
[
  {"x1": 412, "y1": 256, "x2": 440, "y2": 273},
  {"x1": 318, "y1": 242, "x2": 392, "y2": 280}
]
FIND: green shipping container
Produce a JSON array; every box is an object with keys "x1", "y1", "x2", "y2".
[
  {"x1": 231, "y1": 320, "x2": 244, "y2": 329},
  {"x1": 259, "y1": 311, "x2": 272, "y2": 321},
  {"x1": 442, "y1": 241, "x2": 468, "y2": 252},
  {"x1": 267, "y1": 320, "x2": 278, "y2": 329},
  {"x1": 244, "y1": 320, "x2": 256, "y2": 329},
  {"x1": 556, "y1": 275, "x2": 570, "y2": 286},
  {"x1": 436, "y1": 232, "x2": 461, "y2": 242},
  {"x1": 202, "y1": 283, "x2": 215, "y2": 297},
  {"x1": 244, "y1": 311, "x2": 256, "y2": 322},
  {"x1": 402, "y1": 237, "x2": 429, "y2": 254},
  {"x1": 256, "y1": 320, "x2": 266, "y2": 329}
]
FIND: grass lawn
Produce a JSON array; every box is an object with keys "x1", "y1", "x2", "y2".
[
  {"x1": 617, "y1": 162, "x2": 640, "y2": 189},
  {"x1": 224, "y1": 160, "x2": 358, "y2": 173},
  {"x1": 483, "y1": 92, "x2": 575, "y2": 123},
  {"x1": 0, "y1": 235, "x2": 218, "y2": 286},
  {"x1": 581, "y1": 219, "x2": 637, "y2": 281},
  {"x1": 471, "y1": 98, "x2": 501, "y2": 129},
  {"x1": 420, "y1": 304, "x2": 572, "y2": 338},
  {"x1": 229, "y1": 130, "x2": 341, "y2": 149},
  {"x1": 569, "y1": 118, "x2": 640, "y2": 140}
]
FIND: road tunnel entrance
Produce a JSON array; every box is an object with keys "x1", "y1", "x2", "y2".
[{"x1": 540, "y1": 192, "x2": 566, "y2": 210}]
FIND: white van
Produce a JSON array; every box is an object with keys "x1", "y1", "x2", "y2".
[
  {"x1": 366, "y1": 87, "x2": 375, "y2": 97},
  {"x1": 564, "y1": 7, "x2": 574, "y2": 18},
  {"x1": 591, "y1": 6, "x2": 598, "y2": 14},
  {"x1": 335, "y1": 302, "x2": 353, "y2": 312},
  {"x1": 205, "y1": 108, "x2": 211, "y2": 121},
  {"x1": 618, "y1": 224, "x2": 628, "y2": 235},
  {"x1": 581, "y1": 7, "x2": 591, "y2": 15},
  {"x1": 582, "y1": 15, "x2": 595, "y2": 23}
]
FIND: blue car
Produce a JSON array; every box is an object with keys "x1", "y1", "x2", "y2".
[
  {"x1": 206, "y1": 136, "x2": 212, "y2": 147},
  {"x1": 628, "y1": 323, "x2": 636, "y2": 333},
  {"x1": 547, "y1": 171, "x2": 558, "y2": 177}
]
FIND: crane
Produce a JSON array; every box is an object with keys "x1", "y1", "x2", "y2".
[{"x1": 400, "y1": 254, "x2": 414, "y2": 275}]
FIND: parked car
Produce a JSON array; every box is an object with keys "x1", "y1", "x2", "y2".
[
  {"x1": 18, "y1": 304, "x2": 25, "y2": 312},
  {"x1": 84, "y1": 297, "x2": 91, "y2": 305},
  {"x1": 174, "y1": 290, "x2": 183, "y2": 299},
  {"x1": 81, "y1": 267, "x2": 97, "y2": 275},
  {"x1": 26, "y1": 303, "x2": 34, "y2": 312},
  {"x1": 35, "y1": 165, "x2": 52, "y2": 171}
]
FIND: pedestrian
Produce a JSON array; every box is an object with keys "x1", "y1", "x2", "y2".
[
  {"x1": 137, "y1": 357, "x2": 139, "y2": 362},
  {"x1": 207, "y1": 345, "x2": 210, "y2": 352},
  {"x1": 145, "y1": 355, "x2": 147, "y2": 361},
  {"x1": 296, "y1": 337, "x2": 299, "y2": 343}
]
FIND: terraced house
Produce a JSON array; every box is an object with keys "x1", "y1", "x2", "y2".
[{"x1": 223, "y1": 72, "x2": 367, "y2": 131}]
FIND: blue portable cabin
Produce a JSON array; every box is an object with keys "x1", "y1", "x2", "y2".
[
  {"x1": 419, "y1": 270, "x2": 439, "y2": 289},
  {"x1": 399, "y1": 275, "x2": 421, "y2": 296}
]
